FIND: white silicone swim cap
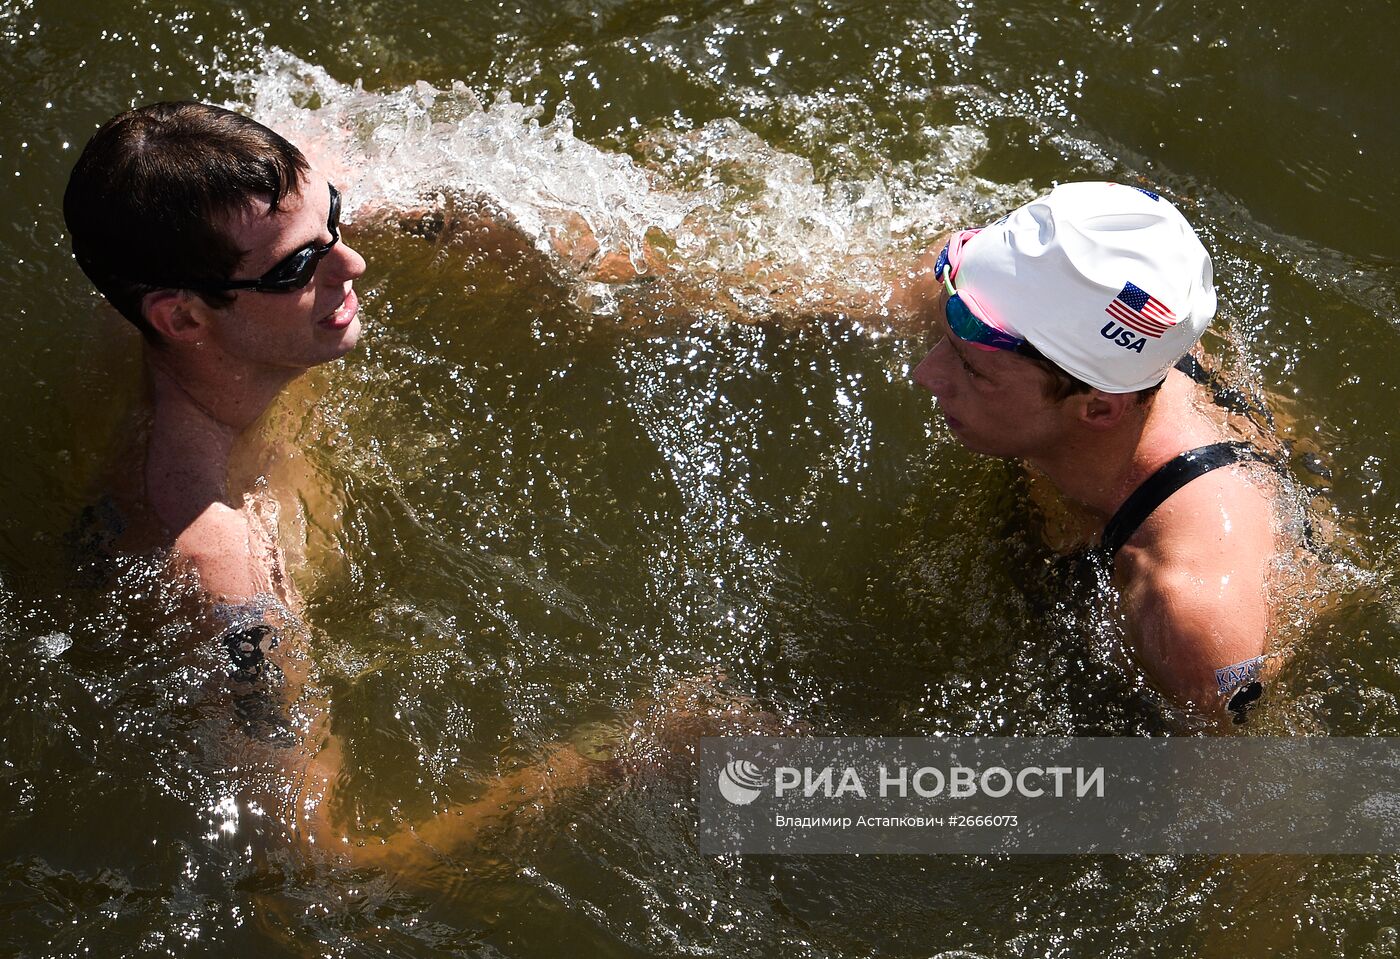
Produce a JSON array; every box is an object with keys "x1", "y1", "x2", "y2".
[{"x1": 955, "y1": 181, "x2": 1216, "y2": 393}]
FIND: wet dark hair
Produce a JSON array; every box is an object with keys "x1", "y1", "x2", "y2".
[
  {"x1": 63, "y1": 101, "x2": 309, "y2": 341},
  {"x1": 1019, "y1": 341, "x2": 1164, "y2": 406}
]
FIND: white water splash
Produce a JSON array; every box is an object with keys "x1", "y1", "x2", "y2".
[
  {"x1": 227, "y1": 49, "x2": 700, "y2": 270},
  {"x1": 226, "y1": 49, "x2": 1034, "y2": 318},
  {"x1": 33, "y1": 631, "x2": 71, "y2": 659}
]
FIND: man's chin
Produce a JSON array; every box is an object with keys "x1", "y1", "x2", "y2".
[
  {"x1": 321, "y1": 315, "x2": 362, "y2": 358},
  {"x1": 941, "y1": 412, "x2": 977, "y2": 447},
  {"x1": 340, "y1": 314, "x2": 363, "y2": 349},
  {"x1": 941, "y1": 417, "x2": 1000, "y2": 457}
]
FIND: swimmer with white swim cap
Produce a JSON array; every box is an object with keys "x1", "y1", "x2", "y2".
[{"x1": 903, "y1": 182, "x2": 1275, "y2": 724}]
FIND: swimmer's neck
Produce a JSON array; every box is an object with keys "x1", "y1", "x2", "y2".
[
  {"x1": 143, "y1": 345, "x2": 303, "y2": 532},
  {"x1": 1024, "y1": 369, "x2": 1221, "y2": 520},
  {"x1": 146, "y1": 344, "x2": 302, "y2": 435}
]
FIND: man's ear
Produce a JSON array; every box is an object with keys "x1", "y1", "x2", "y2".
[
  {"x1": 1076, "y1": 390, "x2": 1136, "y2": 431},
  {"x1": 142, "y1": 289, "x2": 208, "y2": 343}
]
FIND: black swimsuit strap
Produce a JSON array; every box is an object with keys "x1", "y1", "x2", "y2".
[{"x1": 1100, "y1": 441, "x2": 1271, "y2": 559}]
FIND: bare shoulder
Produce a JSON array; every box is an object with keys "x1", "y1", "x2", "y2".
[
  {"x1": 1124, "y1": 458, "x2": 1277, "y2": 570},
  {"x1": 174, "y1": 501, "x2": 252, "y2": 552},
  {"x1": 170, "y1": 502, "x2": 270, "y2": 605},
  {"x1": 1114, "y1": 461, "x2": 1278, "y2": 710}
]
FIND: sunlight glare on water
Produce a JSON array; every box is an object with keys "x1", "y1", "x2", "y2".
[{"x1": 1, "y1": 0, "x2": 1398, "y2": 955}]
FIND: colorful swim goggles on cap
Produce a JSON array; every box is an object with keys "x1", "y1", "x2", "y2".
[{"x1": 935, "y1": 229, "x2": 1027, "y2": 353}]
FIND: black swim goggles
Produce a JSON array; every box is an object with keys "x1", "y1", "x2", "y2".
[{"x1": 183, "y1": 183, "x2": 341, "y2": 294}]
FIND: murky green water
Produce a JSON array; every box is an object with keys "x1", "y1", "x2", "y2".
[{"x1": 2, "y1": 0, "x2": 1399, "y2": 955}]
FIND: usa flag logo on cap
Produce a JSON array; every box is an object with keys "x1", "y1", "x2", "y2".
[{"x1": 1105, "y1": 282, "x2": 1178, "y2": 339}]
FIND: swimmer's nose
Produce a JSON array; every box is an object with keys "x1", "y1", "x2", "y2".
[
  {"x1": 912, "y1": 343, "x2": 950, "y2": 396},
  {"x1": 328, "y1": 236, "x2": 367, "y2": 284}
]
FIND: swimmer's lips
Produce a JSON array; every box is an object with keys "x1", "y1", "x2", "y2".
[
  {"x1": 929, "y1": 398, "x2": 963, "y2": 433},
  {"x1": 319, "y1": 289, "x2": 358, "y2": 330}
]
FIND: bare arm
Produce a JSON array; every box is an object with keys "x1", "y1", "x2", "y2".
[
  {"x1": 356, "y1": 185, "x2": 950, "y2": 337},
  {"x1": 343, "y1": 672, "x2": 799, "y2": 876},
  {"x1": 1114, "y1": 472, "x2": 1276, "y2": 726},
  {"x1": 1119, "y1": 566, "x2": 1269, "y2": 714},
  {"x1": 141, "y1": 310, "x2": 614, "y2": 869},
  {"x1": 167, "y1": 496, "x2": 792, "y2": 875}
]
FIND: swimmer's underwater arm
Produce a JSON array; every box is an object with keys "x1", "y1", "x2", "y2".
[
  {"x1": 168, "y1": 503, "x2": 592, "y2": 864},
  {"x1": 145, "y1": 434, "x2": 559, "y2": 863},
  {"x1": 335, "y1": 672, "x2": 798, "y2": 877},
  {"x1": 155, "y1": 482, "x2": 589, "y2": 865},
  {"x1": 168, "y1": 505, "x2": 341, "y2": 831}
]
